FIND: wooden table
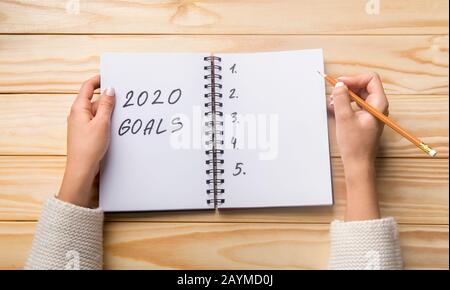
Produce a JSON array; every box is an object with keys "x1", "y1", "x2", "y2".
[{"x1": 0, "y1": 0, "x2": 448, "y2": 270}]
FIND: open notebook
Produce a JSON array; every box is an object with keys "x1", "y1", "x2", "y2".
[{"x1": 100, "y1": 50, "x2": 333, "y2": 212}]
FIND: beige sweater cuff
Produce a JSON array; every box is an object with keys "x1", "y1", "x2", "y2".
[
  {"x1": 329, "y1": 217, "x2": 403, "y2": 270},
  {"x1": 25, "y1": 196, "x2": 104, "y2": 270}
]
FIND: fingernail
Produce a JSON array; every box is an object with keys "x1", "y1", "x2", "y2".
[
  {"x1": 337, "y1": 76, "x2": 347, "y2": 80},
  {"x1": 104, "y1": 86, "x2": 115, "y2": 97},
  {"x1": 335, "y1": 82, "x2": 345, "y2": 88},
  {"x1": 329, "y1": 94, "x2": 334, "y2": 105}
]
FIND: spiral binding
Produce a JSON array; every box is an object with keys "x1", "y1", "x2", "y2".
[{"x1": 204, "y1": 55, "x2": 225, "y2": 207}]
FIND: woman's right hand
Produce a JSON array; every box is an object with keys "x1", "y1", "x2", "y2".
[{"x1": 328, "y1": 72, "x2": 389, "y2": 221}]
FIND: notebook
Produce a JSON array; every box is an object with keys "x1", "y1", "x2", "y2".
[{"x1": 100, "y1": 50, "x2": 333, "y2": 212}]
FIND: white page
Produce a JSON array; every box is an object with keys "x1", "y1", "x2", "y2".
[
  {"x1": 218, "y1": 50, "x2": 333, "y2": 208},
  {"x1": 100, "y1": 53, "x2": 211, "y2": 212}
]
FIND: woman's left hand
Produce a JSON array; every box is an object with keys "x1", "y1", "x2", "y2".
[{"x1": 58, "y1": 75, "x2": 115, "y2": 208}]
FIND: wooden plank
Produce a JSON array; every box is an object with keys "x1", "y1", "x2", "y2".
[
  {"x1": 0, "y1": 0, "x2": 448, "y2": 35},
  {"x1": 0, "y1": 35, "x2": 448, "y2": 94},
  {"x1": 0, "y1": 94, "x2": 448, "y2": 157},
  {"x1": 365, "y1": 94, "x2": 449, "y2": 157},
  {"x1": 0, "y1": 222, "x2": 447, "y2": 270},
  {"x1": 0, "y1": 156, "x2": 64, "y2": 220},
  {"x1": 0, "y1": 94, "x2": 71, "y2": 156},
  {"x1": 0, "y1": 156, "x2": 447, "y2": 224}
]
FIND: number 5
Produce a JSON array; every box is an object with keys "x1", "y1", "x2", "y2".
[{"x1": 233, "y1": 162, "x2": 244, "y2": 176}]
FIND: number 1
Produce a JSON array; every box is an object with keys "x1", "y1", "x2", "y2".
[{"x1": 230, "y1": 64, "x2": 237, "y2": 74}]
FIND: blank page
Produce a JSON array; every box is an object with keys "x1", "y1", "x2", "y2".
[
  {"x1": 100, "y1": 53, "x2": 210, "y2": 212},
  {"x1": 218, "y1": 50, "x2": 333, "y2": 208}
]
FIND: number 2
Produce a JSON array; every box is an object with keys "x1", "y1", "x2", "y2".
[{"x1": 229, "y1": 88, "x2": 238, "y2": 99}]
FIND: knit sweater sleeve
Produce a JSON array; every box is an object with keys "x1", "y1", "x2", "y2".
[
  {"x1": 329, "y1": 217, "x2": 403, "y2": 270},
  {"x1": 25, "y1": 196, "x2": 104, "y2": 270}
]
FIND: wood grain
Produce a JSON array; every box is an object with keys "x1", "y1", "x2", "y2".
[
  {"x1": 1, "y1": 94, "x2": 446, "y2": 157},
  {"x1": 0, "y1": 94, "x2": 72, "y2": 155},
  {"x1": 0, "y1": 0, "x2": 447, "y2": 270},
  {"x1": 0, "y1": 156, "x2": 447, "y2": 224},
  {"x1": 0, "y1": 0, "x2": 448, "y2": 35},
  {"x1": 0, "y1": 222, "x2": 447, "y2": 270},
  {"x1": 0, "y1": 35, "x2": 448, "y2": 94}
]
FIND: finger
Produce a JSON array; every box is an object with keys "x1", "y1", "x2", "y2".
[
  {"x1": 71, "y1": 76, "x2": 100, "y2": 122},
  {"x1": 73, "y1": 75, "x2": 100, "y2": 108},
  {"x1": 339, "y1": 72, "x2": 388, "y2": 113},
  {"x1": 333, "y1": 82, "x2": 354, "y2": 121},
  {"x1": 338, "y1": 72, "x2": 385, "y2": 96},
  {"x1": 95, "y1": 87, "x2": 116, "y2": 122},
  {"x1": 365, "y1": 90, "x2": 389, "y2": 113},
  {"x1": 92, "y1": 100, "x2": 99, "y2": 115},
  {"x1": 327, "y1": 94, "x2": 335, "y2": 112}
]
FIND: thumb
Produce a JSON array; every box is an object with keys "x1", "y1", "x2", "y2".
[
  {"x1": 95, "y1": 87, "x2": 116, "y2": 121},
  {"x1": 332, "y1": 82, "x2": 354, "y2": 121}
]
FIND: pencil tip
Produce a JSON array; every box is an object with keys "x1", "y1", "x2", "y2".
[{"x1": 317, "y1": 70, "x2": 325, "y2": 78}]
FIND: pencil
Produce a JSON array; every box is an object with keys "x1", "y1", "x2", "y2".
[{"x1": 318, "y1": 71, "x2": 437, "y2": 157}]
